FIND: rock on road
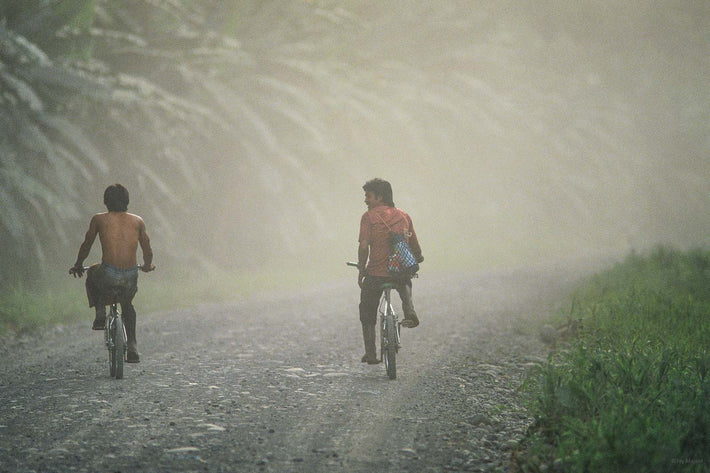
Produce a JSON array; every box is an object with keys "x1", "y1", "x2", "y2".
[{"x1": 0, "y1": 265, "x2": 587, "y2": 473}]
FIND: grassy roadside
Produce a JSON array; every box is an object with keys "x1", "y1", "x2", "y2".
[
  {"x1": 0, "y1": 266, "x2": 335, "y2": 336},
  {"x1": 516, "y1": 246, "x2": 710, "y2": 472}
]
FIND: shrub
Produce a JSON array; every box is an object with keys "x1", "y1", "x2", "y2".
[{"x1": 518, "y1": 246, "x2": 710, "y2": 473}]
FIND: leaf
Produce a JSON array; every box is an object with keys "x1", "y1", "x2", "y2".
[
  {"x1": 36, "y1": 114, "x2": 109, "y2": 174},
  {"x1": 0, "y1": 69, "x2": 45, "y2": 111}
]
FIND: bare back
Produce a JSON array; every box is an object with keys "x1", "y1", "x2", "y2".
[{"x1": 81, "y1": 212, "x2": 152, "y2": 269}]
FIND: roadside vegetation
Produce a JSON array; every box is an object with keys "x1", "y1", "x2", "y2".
[
  {"x1": 0, "y1": 267, "x2": 327, "y2": 336},
  {"x1": 517, "y1": 246, "x2": 710, "y2": 472}
]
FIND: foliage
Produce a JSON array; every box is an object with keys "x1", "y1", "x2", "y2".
[
  {"x1": 0, "y1": 279, "x2": 83, "y2": 334},
  {"x1": 0, "y1": 0, "x2": 707, "y2": 289},
  {"x1": 518, "y1": 246, "x2": 710, "y2": 472},
  {"x1": 1, "y1": 0, "x2": 382, "y2": 282},
  {"x1": 0, "y1": 5, "x2": 109, "y2": 266},
  {"x1": 0, "y1": 264, "x2": 326, "y2": 336},
  {"x1": 0, "y1": 0, "x2": 229, "y2": 282}
]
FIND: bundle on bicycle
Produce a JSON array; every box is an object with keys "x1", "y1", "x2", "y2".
[
  {"x1": 350, "y1": 177, "x2": 424, "y2": 380},
  {"x1": 68, "y1": 183, "x2": 155, "y2": 379}
]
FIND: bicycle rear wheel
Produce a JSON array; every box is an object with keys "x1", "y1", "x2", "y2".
[
  {"x1": 109, "y1": 313, "x2": 125, "y2": 379},
  {"x1": 383, "y1": 312, "x2": 397, "y2": 380}
]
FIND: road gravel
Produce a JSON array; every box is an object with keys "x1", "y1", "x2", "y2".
[{"x1": 0, "y1": 265, "x2": 587, "y2": 472}]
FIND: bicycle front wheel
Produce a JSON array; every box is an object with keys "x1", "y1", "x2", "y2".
[{"x1": 110, "y1": 316, "x2": 125, "y2": 379}]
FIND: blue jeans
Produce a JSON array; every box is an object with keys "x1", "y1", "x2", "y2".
[{"x1": 86, "y1": 263, "x2": 138, "y2": 310}]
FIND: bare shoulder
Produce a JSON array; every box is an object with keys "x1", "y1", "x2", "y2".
[
  {"x1": 127, "y1": 212, "x2": 147, "y2": 228},
  {"x1": 90, "y1": 212, "x2": 109, "y2": 226}
]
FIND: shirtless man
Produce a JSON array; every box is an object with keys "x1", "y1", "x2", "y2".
[{"x1": 70, "y1": 183, "x2": 155, "y2": 363}]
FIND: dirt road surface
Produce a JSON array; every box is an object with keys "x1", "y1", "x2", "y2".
[{"x1": 0, "y1": 265, "x2": 586, "y2": 472}]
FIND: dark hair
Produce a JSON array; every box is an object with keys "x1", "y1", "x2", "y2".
[
  {"x1": 362, "y1": 178, "x2": 395, "y2": 207},
  {"x1": 104, "y1": 183, "x2": 129, "y2": 212}
]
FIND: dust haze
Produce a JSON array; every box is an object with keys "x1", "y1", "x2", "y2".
[
  {"x1": 23, "y1": 2, "x2": 710, "y2": 280},
  {"x1": 172, "y1": 1, "x2": 708, "y2": 276}
]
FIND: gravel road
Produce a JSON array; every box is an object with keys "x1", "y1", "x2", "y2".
[{"x1": 0, "y1": 265, "x2": 585, "y2": 473}]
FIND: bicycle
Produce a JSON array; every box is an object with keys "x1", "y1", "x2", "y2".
[
  {"x1": 347, "y1": 262, "x2": 401, "y2": 379},
  {"x1": 76, "y1": 265, "x2": 142, "y2": 379}
]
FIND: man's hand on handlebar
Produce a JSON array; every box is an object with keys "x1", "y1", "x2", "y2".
[
  {"x1": 70, "y1": 263, "x2": 156, "y2": 276},
  {"x1": 69, "y1": 264, "x2": 85, "y2": 278},
  {"x1": 347, "y1": 261, "x2": 367, "y2": 289}
]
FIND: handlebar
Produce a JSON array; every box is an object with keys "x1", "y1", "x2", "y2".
[
  {"x1": 346, "y1": 261, "x2": 359, "y2": 268},
  {"x1": 70, "y1": 263, "x2": 152, "y2": 278},
  {"x1": 77, "y1": 264, "x2": 144, "y2": 270}
]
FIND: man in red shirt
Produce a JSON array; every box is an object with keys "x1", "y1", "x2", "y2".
[{"x1": 357, "y1": 178, "x2": 424, "y2": 364}]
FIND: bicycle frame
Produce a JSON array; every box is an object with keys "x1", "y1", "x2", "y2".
[{"x1": 379, "y1": 285, "x2": 401, "y2": 349}]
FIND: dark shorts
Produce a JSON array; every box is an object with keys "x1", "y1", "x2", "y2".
[
  {"x1": 359, "y1": 275, "x2": 413, "y2": 325},
  {"x1": 86, "y1": 263, "x2": 138, "y2": 307}
]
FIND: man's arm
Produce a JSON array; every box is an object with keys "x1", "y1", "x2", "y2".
[
  {"x1": 357, "y1": 240, "x2": 369, "y2": 288},
  {"x1": 70, "y1": 216, "x2": 99, "y2": 277},
  {"x1": 137, "y1": 217, "x2": 155, "y2": 272}
]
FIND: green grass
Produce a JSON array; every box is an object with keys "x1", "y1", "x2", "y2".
[
  {"x1": 0, "y1": 281, "x2": 82, "y2": 334},
  {"x1": 0, "y1": 265, "x2": 334, "y2": 336},
  {"x1": 517, "y1": 246, "x2": 710, "y2": 472}
]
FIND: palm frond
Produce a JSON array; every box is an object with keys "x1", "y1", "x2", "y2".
[
  {"x1": 37, "y1": 114, "x2": 109, "y2": 174},
  {"x1": 0, "y1": 69, "x2": 45, "y2": 111},
  {"x1": 0, "y1": 23, "x2": 52, "y2": 65}
]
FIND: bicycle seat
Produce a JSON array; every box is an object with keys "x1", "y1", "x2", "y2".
[{"x1": 380, "y1": 283, "x2": 398, "y2": 290}]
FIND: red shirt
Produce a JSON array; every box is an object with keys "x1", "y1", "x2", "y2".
[{"x1": 359, "y1": 205, "x2": 422, "y2": 277}]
